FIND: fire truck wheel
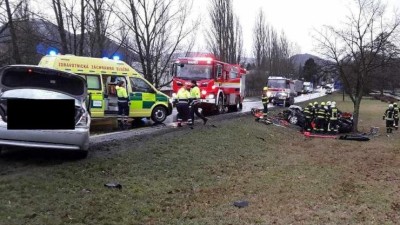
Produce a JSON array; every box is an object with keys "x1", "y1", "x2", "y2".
[
  {"x1": 151, "y1": 106, "x2": 167, "y2": 123},
  {"x1": 217, "y1": 95, "x2": 225, "y2": 114}
]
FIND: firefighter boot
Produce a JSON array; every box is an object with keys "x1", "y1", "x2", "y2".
[{"x1": 177, "y1": 119, "x2": 182, "y2": 127}]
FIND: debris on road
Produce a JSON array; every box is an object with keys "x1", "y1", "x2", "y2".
[
  {"x1": 104, "y1": 182, "x2": 122, "y2": 189},
  {"x1": 303, "y1": 132, "x2": 337, "y2": 139},
  {"x1": 339, "y1": 134, "x2": 370, "y2": 141},
  {"x1": 233, "y1": 200, "x2": 249, "y2": 208}
]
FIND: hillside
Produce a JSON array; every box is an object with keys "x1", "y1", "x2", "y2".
[{"x1": 290, "y1": 53, "x2": 334, "y2": 69}]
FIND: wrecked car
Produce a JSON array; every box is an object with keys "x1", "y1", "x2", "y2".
[
  {"x1": 282, "y1": 105, "x2": 354, "y2": 133},
  {"x1": 0, "y1": 65, "x2": 90, "y2": 158}
]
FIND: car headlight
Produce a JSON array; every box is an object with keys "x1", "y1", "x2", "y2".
[
  {"x1": 207, "y1": 94, "x2": 215, "y2": 99},
  {"x1": 76, "y1": 112, "x2": 89, "y2": 128}
]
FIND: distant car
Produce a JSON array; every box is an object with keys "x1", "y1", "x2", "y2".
[
  {"x1": 0, "y1": 65, "x2": 91, "y2": 158},
  {"x1": 326, "y1": 88, "x2": 333, "y2": 94}
]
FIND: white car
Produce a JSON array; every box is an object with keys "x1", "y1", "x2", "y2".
[{"x1": 0, "y1": 65, "x2": 90, "y2": 158}]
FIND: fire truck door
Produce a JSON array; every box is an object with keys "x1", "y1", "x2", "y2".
[{"x1": 240, "y1": 75, "x2": 245, "y2": 98}]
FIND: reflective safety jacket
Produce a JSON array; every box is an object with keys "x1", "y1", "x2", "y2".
[
  {"x1": 177, "y1": 87, "x2": 191, "y2": 102},
  {"x1": 312, "y1": 105, "x2": 318, "y2": 118},
  {"x1": 190, "y1": 86, "x2": 201, "y2": 99},
  {"x1": 116, "y1": 86, "x2": 128, "y2": 101},
  {"x1": 385, "y1": 108, "x2": 395, "y2": 120},
  {"x1": 328, "y1": 107, "x2": 338, "y2": 120},
  {"x1": 394, "y1": 106, "x2": 399, "y2": 118},
  {"x1": 262, "y1": 87, "x2": 269, "y2": 103},
  {"x1": 316, "y1": 107, "x2": 327, "y2": 119},
  {"x1": 303, "y1": 105, "x2": 313, "y2": 118}
]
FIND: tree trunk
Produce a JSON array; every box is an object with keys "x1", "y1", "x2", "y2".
[
  {"x1": 5, "y1": 0, "x2": 21, "y2": 64},
  {"x1": 53, "y1": 0, "x2": 69, "y2": 54},
  {"x1": 352, "y1": 98, "x2": 361, "y2": 132},
  {"x1": 79, "y1": 0, "x2": 85, "y2": 56}
]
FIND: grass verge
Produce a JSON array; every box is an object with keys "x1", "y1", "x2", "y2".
[{"x1": 0, "y1": 93, "x2": 400, "y2": 225}]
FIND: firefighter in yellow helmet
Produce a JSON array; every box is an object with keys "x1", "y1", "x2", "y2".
[
  {"x1": 315, "y1": 102, "x2": 327, "y2": 133},
  {"x1": 176, "y1": 82, "x2": 191, "y2": 127},
  {"x1": 302, "y1": 102, "x2": 314, "y2": 132},
  {"x1": 261, "y1": 86, "x2": 269, "y2": 118},
  {"x1": 393, "y1": 102, "x2": 399, "y2": 130},
  {"x1": 189, "y1": 80, "x2": 208, "y2": 125},
  {"x1": 383, "y1": 104, "x2": 395, "y2": 133}
]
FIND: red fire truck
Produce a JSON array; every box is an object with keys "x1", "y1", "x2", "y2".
[{"x1": 170, "y1": 56, "x2": 247, "y2": 114}]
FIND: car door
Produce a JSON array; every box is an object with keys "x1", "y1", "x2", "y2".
[{"x1": 129, "y1": 77, "x2": 156, "y2": 117}]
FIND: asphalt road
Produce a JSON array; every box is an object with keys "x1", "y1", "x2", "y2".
[{"x1": 89, "y1": 91, "x2": 326, "y2": 145}]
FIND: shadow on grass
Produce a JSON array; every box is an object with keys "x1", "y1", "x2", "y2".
[{"x1": 0, "y1": 147, "x2": 87, "y2": 166}]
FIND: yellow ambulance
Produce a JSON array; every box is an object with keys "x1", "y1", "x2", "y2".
[{"x1": 38, "y1": 54, "x2": 172, "y2": 123}]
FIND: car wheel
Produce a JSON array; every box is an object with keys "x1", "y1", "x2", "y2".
[
  {"x1": 289, "y1": 115, "x2": 298, "y2": 125},
  {"x1": 151, "y1": 106, "x2": 167, "y2": 123}
]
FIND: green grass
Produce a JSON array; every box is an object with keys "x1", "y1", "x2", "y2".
[{"x1": 0, "y1": 93, "x2": 400, "y2": 224}]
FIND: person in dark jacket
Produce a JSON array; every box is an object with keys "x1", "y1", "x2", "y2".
[
  {"x1": 384, "y1": 104, "x2": 395, "y2": 133},
  {"x1": 302, "y1": 102, "x2": 314, "y2": 132},
  {"x1": 393, "y1": 102, "x2": 399, "y2": 130},
  {"x1": 189, "y1": 80, "x2": 208, "y2": 125},
  {"x1": 315, "y1": 102, "x2": 327, "y2": 133}
]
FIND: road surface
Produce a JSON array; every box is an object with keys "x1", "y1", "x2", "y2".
[{"x1": 90, "y1": 91, "x2": 326, "y2": 144}]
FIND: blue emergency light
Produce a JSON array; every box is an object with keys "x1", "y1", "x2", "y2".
[
  {"x1": 49, "y1": 50, "x2": 57, "y2": 56},
  {"x1": 113, "y1": 55, "x2": 120, "y2": 61}
]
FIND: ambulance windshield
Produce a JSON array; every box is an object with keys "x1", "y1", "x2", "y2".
[
  {"x1": 267, "y1": 79, "x2": 288, "y2": 89},
  {"x1": 176, "y1": 64, "x2": 212, "y2": 80}
]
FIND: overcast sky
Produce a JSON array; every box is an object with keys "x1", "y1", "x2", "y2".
[{"x1": 190, "y1": 0, "x2": 400, "y2": 58}]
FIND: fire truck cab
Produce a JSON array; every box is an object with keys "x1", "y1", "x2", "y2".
[
  {"x1": 265, "y1": 76, "x2": 296, "y2": 107},
  {"x1": 170, "y1": 56, "x2": 246, "y2": 114}
]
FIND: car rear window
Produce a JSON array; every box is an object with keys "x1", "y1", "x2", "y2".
[{"x1": 1, "y1": 68, "x2": 85, "y2": 96}]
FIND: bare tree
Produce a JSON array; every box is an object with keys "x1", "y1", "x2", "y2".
[
  {"x1": 252, "y1": 9, "x2": 297, "y2": 77},
  {"x1": 4, "y1": 0, "x2": 21, "y2": 63},
  {"x1": 314, "y1": 0, "x2": 400, "y2": 131},
  {"x1": 115, "y1": 0, "x2": 198, "y2": 88},
  {"x1": 206, "y1": 0, "x2": 242, "y2": 64},
  {"x1": 85, "y1": 0, "x2": 116, "y2": 57},
  {"x1": 52, "y1": 0, "x2": 69, "y2": 54}
]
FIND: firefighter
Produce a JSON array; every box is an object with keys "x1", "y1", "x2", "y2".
[
  {"x1": 325, "y1": 101, "x2": 332, "y2": 132},
  {"x1": 311, "y1": 101, "x2": 318, "y2": 131},
  {"x1": 302, "y1": 102, "x2": 314, "y2": 132},
  {"x1": 315, "y1": 102, "x2": 327, "y2": 133},
  {"x1": 189, "y1": 80, "x2": 208, "y2": 125},
  {"x1": 176, "y1": 82, "x2": 192, "y2": 127},
  {"x1": 383, "y1": 104, "x2": 395, "y2": 133},
  {"x1": 116, "y1": 80, "x2": 129, "y2": 129},
  {"x1": 327, "y1": 101, "x2": 339, "y2": 134},
  {"x1": 393, "y1": 102, "x2": 399, "y2": 130},
  {"x1": 261, "y1": 87, "x2": 269, "y2": 118}
]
